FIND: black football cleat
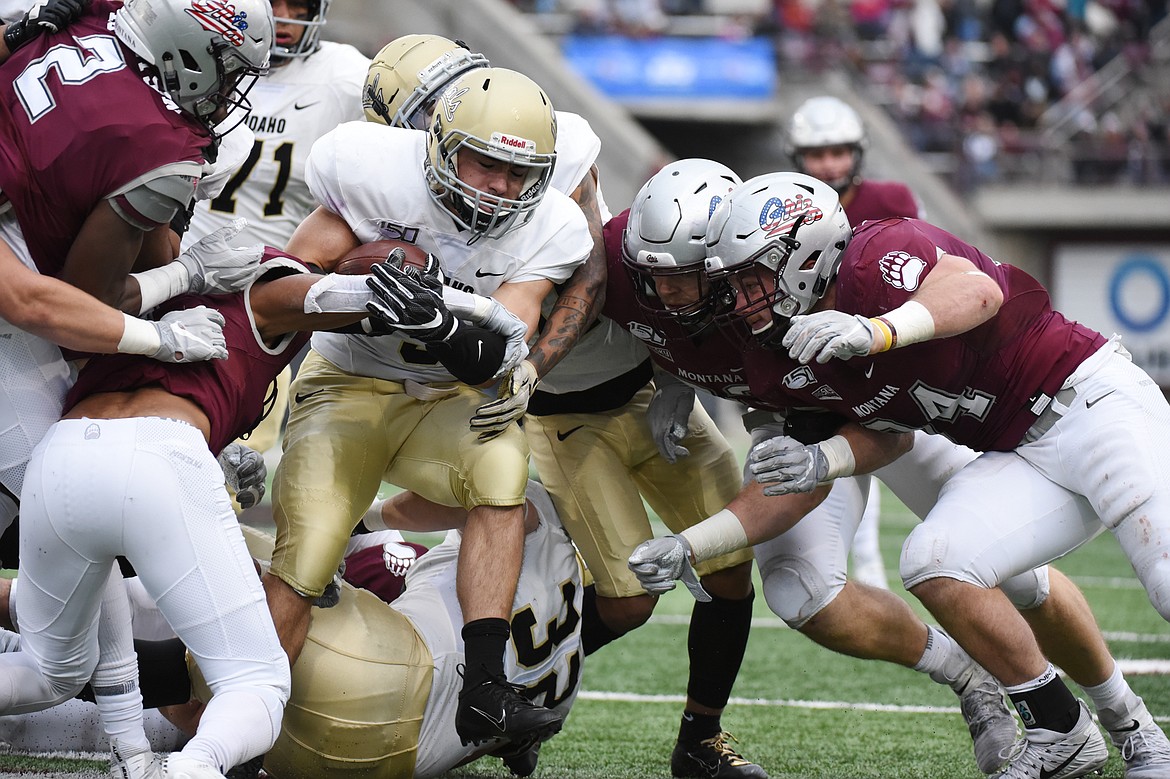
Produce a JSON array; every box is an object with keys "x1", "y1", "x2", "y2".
[
  {"x1": 455, "y1": 668, "x2": 563, "y2": 748},
  {"x1": 671, "y1": 732, "x2": 769, "y2": 779},
  {"x1": 492, "y1": 739, "x2": 543, "y2": 777}
]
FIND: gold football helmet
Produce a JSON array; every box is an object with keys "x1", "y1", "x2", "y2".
[
  {"x1": 363, "y1": 34, "x2": 488, "y2": 130},
  {"x1": 425, "y1": 67, "x2": 557, "y2": 241}
]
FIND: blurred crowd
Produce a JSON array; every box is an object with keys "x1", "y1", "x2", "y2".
[{"x1": 511, "y1": 0, "x2": 1170, "y2": 191}]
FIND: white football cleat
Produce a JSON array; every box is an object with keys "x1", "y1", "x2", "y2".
[
  {"x1": 992, "y1": 701, "x2": 1108, "y2": 779},
  {"x1": 1107, "y1": 703, "x2": 1170, "y2": 779},
  {"x1": 110, "y1": 740, "x2": 162, "y2": 779},
  {"x1": 163, "y1": 754, "x2": 228, "y2": 779},
  {"x1": 953, "y1": 663, "x2": 1019, "y2": 774}
]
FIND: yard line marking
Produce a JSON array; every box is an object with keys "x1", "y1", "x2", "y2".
[{"x1": 577, "y1": 691, "x2": 1170, "y2": 724}]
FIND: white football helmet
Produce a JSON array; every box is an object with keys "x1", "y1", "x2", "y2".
[
  {"x1": 622, "y1": 158, "x2": 741, "y2": 328},
  {"x1": 426, "y1": 67, "x2": 557, "y2": 242},
  {"x1": 272, "y1": 0, "x2": 329, "y2": 59},
  {"x1": 785, "y1": 96, "x2": 867, "y2": 192},
  {"x1": 114, "y1": 0, "x2": 272, "y2": 132},
  {"x1": 705, "y1": 172, "x2": 852, "y2": 343},
  {"x1": 364, "y1": 34, "x2": 489, "y2": 130}
]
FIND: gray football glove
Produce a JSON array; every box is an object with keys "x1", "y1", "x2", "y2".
[
  {"x1": 783, "y1": 310, "x2": 876, "y2": 364},
  {"x1": 217, "y1": 442, "x2": 266, "y2": 509},
  {"x1": 627, "y1": 535, "x2": 711, "y2": 602},
  {"x1": 470, "y1": 359, "x2": 539, "y2": 441},
  {"x1": 747, "y1": 434, "x2": 830, "y2": 496},
  {"x1": 175, "y1": 218, "x2": 263, "y2": 295},
  {"x1": 647, "y1": 374, "x2": 695, "y2": 464},
  {"x1": 151, "y1": 307, "x2": 227, "y2": 363}
]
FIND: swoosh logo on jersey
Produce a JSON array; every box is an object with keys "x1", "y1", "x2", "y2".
[
  {"x1": 556, "y1": 425, "x2": 585, "y2": 442},
  {"x1": 475, "y1": 268, "x2": 506, "y2": 278},
  {"x1": 1038, "y1": 738, "x2": 1089, "y2": 779},
  {"x1": 1085, "y1": 390, "x2": 1116, "y2": 408},
  {"x1": 293, "y1": 101, "x2": 319, "y2": 110},
  {"x1": 863, "y1": 363, "x2": 874, "y2": 379},
  {"x1": 294, "y1": 389, "x2": 325, "y2": 404}
]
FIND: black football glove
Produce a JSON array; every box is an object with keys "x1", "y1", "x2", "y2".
[
  {"x1": 4, "y1": 0, "x2": 88, "y2": 53},
  {"x1": 365, "y1": 259, "x2": 459, "y2": 343}
]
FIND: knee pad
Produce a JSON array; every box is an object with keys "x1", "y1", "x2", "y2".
[
  {"x1": 899, "y1": 522, "x2": 987, "y2": 590},
  {"x1": 759, "y1": 554, "x2": 841, "y2": 629},
  {"x1": 1000, "y1": 567, "x2": 1051, "y2": 610}
]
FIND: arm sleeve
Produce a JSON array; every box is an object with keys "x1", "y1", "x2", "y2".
[{"x1": 426, "y1": 325, "x2": 507, "y2": 385}]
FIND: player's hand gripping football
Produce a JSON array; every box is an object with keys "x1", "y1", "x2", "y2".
[
  {"x1": 217, "y1": 442, "x2": 267, "y2": 509},
  {"x1": 747, "y1": 434, "x2": 829, "y2": 496},
  {"x1": 647, "y1": 372, "x2": 695, "y2": 464},
  {"x1": 627, "y1": 535, "x2": 711, "y2": 602},
  {"x1": 782, "y1": 310, "x2": 877, "y2": 364},
  {"x1": 471, "y1": 359, "x2": 539, "y2": 442},
  {"x1": 151, "y1": 306, "x2": 228, "y2": 363},
  {"x1": 175, "y1": 218, "x2": 264, "y2": 295},
  {"x1": 364, "y1": 253, "x2": 459, "y2": 343},
  {"x1": 3, "y1": 0, "x2": 88, "y2": 52}
]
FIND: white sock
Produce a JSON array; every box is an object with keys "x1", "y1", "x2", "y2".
[
  {"x1": 913, "y1": 625, "x2": 972, "y2": 691},
  {"x1": 94, "y1": 571, "x2": 149, "y2": 751},
  {"x1": 1081, "y1": 661, "x2": 1144, "y2": 730}
]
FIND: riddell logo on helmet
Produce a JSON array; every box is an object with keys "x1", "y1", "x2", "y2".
[
  {"x1": 490, "y1": 132, "x2": 536, "y2": 153},
  {"x1": 186, "y1": 0, "x2": 249, "y2": 47},
  {"x1": 759, "y1": 193, "x2": 823, "y2": 238}
]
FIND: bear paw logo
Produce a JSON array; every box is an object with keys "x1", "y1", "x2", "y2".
[{"x1": 879, "y1": 251, "x2": 926, "y2": 291}]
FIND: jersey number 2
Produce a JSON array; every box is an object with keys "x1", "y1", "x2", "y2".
[{"x1": 14, "y1": 35, "x2": 125, "y2": 123}]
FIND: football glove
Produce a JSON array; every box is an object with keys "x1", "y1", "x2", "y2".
[
  {"x1": 646, "y1": 374, "x2": 695, "y2": 464},
  {"x1": 365, "y1": 260, "x2": 459, "y2": 343},
  {"x1": 175, "y1": 218, "x2": 263, "y2": 295},
  {"x1": 470, "y1": 359, "x2": 538, "y2": 441},
  {"x1": 3, "y1": 0, "x2": 87, "y2": 52},
  {"x1": 747, "y1": 434, "x2": 829, "y2": 496},
  {"x1": 217, "y1": 442, "x2": 266, "y2": 510},
  {"x1": 627, "y1": 535, "x2": 711, "y2": 602},
  {"x1": 151, "y1": 307, "x2": 227, "y2": 363},
  {"x1": 782, "y1": 310, "x2": 876, "y2": 364}
]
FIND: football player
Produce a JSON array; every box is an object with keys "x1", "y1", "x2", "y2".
[
  {"x1": 636, "y1": 172, "x2": 1170, "y2": 779},
  {"x1": 783, "y1": 95, "x2": 926, "y2": 591},
  {"x1": 181, "y1": 0, "x2": 371, "y2": 458},
  {"x1": 0, "y1": 0, "x2": 274, "y2": 536},
  {"x1": 265, "y1": 65, "x2": 592, "y2": 755}
]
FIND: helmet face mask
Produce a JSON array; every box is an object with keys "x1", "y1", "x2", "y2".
[
  {"x1": 621, "y1": 158, "x2": 741, "y2": 332},
  {"x1": 271, "y1": 0, "x2": 329, "y2": 59},
  {"x1": 705, "y1": 172, "x2": 852, "y2": 346},
  {"x1": 363, "y1": 35, "x2": 488, "y2": 129},
  {"x1": 114, "y1": 0, "x2": 273, "y2": 135},
  {"x1": 425, "y1": 68, "x2": 557, "y2": 242}
]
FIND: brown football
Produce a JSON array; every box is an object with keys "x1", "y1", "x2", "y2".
[{"x1": 334, "y1": 239, "x2": 429, "y2": 275}]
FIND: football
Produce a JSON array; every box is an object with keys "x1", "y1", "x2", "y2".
[{"x1": 334, "y1": 239, "x2": 429, "y2": 275}]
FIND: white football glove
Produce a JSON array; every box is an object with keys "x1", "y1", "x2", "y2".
[
  {"x1": 782, "y1": 310, "x2": 877, "y2": 365},
  {"x1": 217, "y1": 442, "x2": 266, "y2": 509},
  {"x1": 627, "y1": 535, "x2": 711, "y2": 602},
  {"x1": 747, "y1": 434, "x2": 829, "y2": 496},
  {"x1": 175, "y1": 218, "x2": 263, "y2": 295},
  {"x1": 151, "y1": 307, "x2": 227, "y2": 363},
  {"x1": 647, "y1": 374, "x2": 695, "y2": 464},
  {"x1": 470, "y1": 359, "x2": 539, "y2": 441},
  {"x1": 382, "y1": 541, "x2": 419, "y2": 577}
]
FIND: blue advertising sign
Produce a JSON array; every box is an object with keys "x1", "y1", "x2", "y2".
[{"x1": 561, "y1": 35, "x2": 776, "y2": 101}]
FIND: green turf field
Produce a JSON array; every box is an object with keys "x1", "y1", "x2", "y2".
[{"x1": 2, "y1": 486, "x2": 1167, "y2": 778}]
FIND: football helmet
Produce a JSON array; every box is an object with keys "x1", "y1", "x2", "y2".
[
  {"x1": 705, "y1": 172, "x2": 852, "y2": 345},
  {"x1": 114, "y1": 0, "x2": 272, "y2": 132},
  {"x1": 363, "y1": 34, "x2": 488, "y2": 130},
  {"x1": 785, "y1": 96, "x2": 867, "y2": 193},
  {"x1": 426, "y1": 67, "x2": 557, "y2": 242},
  {"x1": 272, "y1": 0, "x2": 329, "y2": 59},
  {"x1": 622, "y1": 158, "x2": 741, "y2": 330}
]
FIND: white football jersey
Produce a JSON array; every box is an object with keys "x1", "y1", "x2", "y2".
[
  {"x1": 395, "y1": 481, "x2": 585, "y2": 779},
  {"x1": 183, "y1": 42, "x2": 370, "y2": 249},
  {"x1": 306, "y1": 122, "x2": 592, "y2": 383},
  {"x1": 551, "y1": 111, "x2": 610, "y2": 221}
]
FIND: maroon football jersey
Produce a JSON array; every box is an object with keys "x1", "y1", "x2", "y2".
[
  {"x1": 0, "y1": 0, "x2": 209, "y2": 276},
  {"x1": 63, "y1": 251, "x2": 311, "y2": 453},
  {"x1": 602, "y1": 210, "x2": 752, "y2": 403},
  {"x1": 845, "y1": 180, "x2": 921, "y2": 228},
  {"x1": 742, "y1": 219, "x2": 1106, "y2": 451}
]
